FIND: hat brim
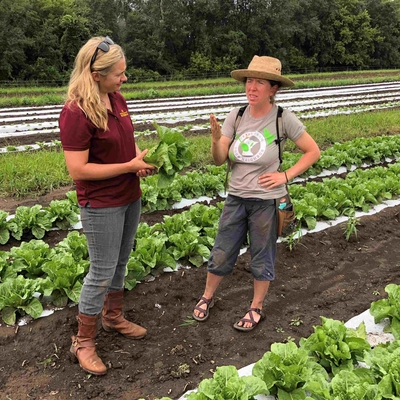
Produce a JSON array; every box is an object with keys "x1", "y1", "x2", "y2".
[{"x1": 231, "y1": 69, "x2": 295, "y2": 87}]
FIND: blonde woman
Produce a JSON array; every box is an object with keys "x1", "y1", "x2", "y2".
[{"x1": 59, "y1": 37, "x2": 155, "y2": 375}]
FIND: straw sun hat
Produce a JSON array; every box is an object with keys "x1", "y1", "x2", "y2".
[{"x1": 231, "y1": 55, "x2": 294, "y2": 87}]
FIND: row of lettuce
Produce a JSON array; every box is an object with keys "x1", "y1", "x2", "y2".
[
  {"x1": 152, "y1": 288, "x2": 400, "y2": 400},
  {"x1": 1, "y1": 133, "x2": 400, "y2": 246},
  {"x1": 1, "y1": 160, "x2": 400, "y2": 325}
]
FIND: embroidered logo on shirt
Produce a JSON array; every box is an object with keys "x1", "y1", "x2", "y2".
[
  {"x1": 119, "y1": 109, "x2": 129, "y2": 117},
  {"x1": 232, "y1": 131, "x2": 266, "y2": 163}
]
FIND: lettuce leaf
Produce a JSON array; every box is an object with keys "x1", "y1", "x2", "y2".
[
  {"x1": 299, "y1": 317, "x2": 370, "y2": 376},
  {"x1": 144, "y1": 123, "x2": 192, "y2": 188},
  {"x1": 0, "y1": 275, "x2": 43, "y2": 325},
  {"x1": 185, "y1": 365, "x2": 269, "y2": 399},
  {"x1": 370, "y1": 284, "x2": 400, "y2": 339},
  {"x1": 252, "y1": 341, "x2": 329, "y2": 396},
  {"x1": 330, "y1": 369, "x2": 380, "y2": 399}
]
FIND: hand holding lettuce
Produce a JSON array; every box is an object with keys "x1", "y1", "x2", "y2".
[{"x1": 144, "y1": 123, "x2": 192, "y2": 188}]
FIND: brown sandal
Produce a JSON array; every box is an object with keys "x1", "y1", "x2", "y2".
[
  {"x1": 192, "y1": 296, "x2": 214, "y2": 322},
  {"x1": 233, "y1": 307, "x2": 264, "y2": 332}
]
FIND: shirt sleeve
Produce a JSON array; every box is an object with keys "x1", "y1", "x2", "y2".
[
  {"x1": 221, "y1": 107, "x2": 241, "y2": 139},
  {"x1": 282, "y1": 108, "x2": 306, "y2": 142},
  {"x1": 59, "y1": 105, "x2": 94, "y2": 151}
]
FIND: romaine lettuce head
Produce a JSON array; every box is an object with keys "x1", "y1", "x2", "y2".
[
  {"x1": 330, "y1": 369, "x2": 380, "y2": 400},
  {"x1": 252, "y1": 341, "x2": 328, "y2": 395},
  {"x1": 144, "y1": 123, "x2": 192, "y2": 188},
  {"x1": 0, "y1": 275, "x2": 43, "y2": 325},
  {"x1": 300, "y1": 317, "x2": 370, "y2": 375},
  {"x1": 370, "y1": 284, "x2": 400, "y2": 339},
  {"x1": 364, "y1": 339, "x2": 400, "y2": 397},
  {"x1": 185, "y1": 365, "x2": 268, "y2": 399}
]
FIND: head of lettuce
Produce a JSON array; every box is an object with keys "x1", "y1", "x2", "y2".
[{"x1": 144, "y1": 122, "x2": 193, "y2": 188}]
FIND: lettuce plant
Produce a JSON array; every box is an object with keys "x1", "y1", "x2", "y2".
[
  {"x1": 328, "y1": 369, "x2": 380, "y2": 399},
  {"x1": 154, "y1": 212, "x2": 198, "y2": 237},
  {"x1": 187, "y1": 203, "x2": 221, "y2": 229},
  {"x1": 125, "y1": 235, "x2": 176, "y2": 290},
  {"x1": 185, "y1": 365, "x2": 269, "y2": 399},
  {"x1": 0, "y1": 251, "x2": 10, "y2": 282},
  {"x1": 299, "y1": 317, "x2": 371, "y2": 376},
  {"x1": 370, "y1": 283, "x2": 400, "y2": 339},
  {"x1": 7, "y1": 205, "x2": 55, "y2": 240},
  {"x1": 168, "y1": 230, "x2": 210, "y2": 267},
  {"x1": 363, "y1": 340, "x2": 400, "y2": 399},
  {"x1": 53, "y1": 231, "x2": 88, "y2": 261},
  {"x1": 9, "y1": 239, "x2": 51, "y2": 278},
  {"x1": 252, "y1": 341, "x2": 329, "y2": 399},
  {"x1": 133, "y1": 235, "x2": 175, "y2": 270},
  {"x1": 141, "y1": 174, "x2": 183, "y2": 213},
  {"x1": 65, "y1": 190, "x2": 79, "y2": 213},
  {"x1": 124, "y1": 257, "x2": 151, "y2": 291},
  {"x1": 40, "y1": 253, "x2": 89, "y2": 307},
  {"x1": 0, "y1": 275, "x2": 43, "y2": 325},
  {"x1": 0, "y1": 210, "x2": 11, "y2": 244},
  {"x1": 144, "y1": 122, "x2": 192, "y2": 188},
  {"x1": 45, "y1": 199, "x2": 79, "y2": 230}
]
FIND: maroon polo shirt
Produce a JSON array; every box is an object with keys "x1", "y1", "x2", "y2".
[{"x1": 59, "y1": 92, "x2": 141, "y2": 208}]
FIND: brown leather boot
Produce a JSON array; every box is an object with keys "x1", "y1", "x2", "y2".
[
  {"x1": 102, "y1": 290, "x2": 147, "y2": 339},
  {"x1": 70, "y1": 313, "x2": 107, "y2": 375}
]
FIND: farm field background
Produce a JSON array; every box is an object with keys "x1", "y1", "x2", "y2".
[{"x1": 1, "y1": 71, "x2": 400, "y2": 400}]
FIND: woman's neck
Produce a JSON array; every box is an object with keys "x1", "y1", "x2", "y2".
[
  {"x1": 100, "y1": 94, "x2": 112, "y2": 111},
  {"x1": 249, "y1": 102, "x2": 274, "y2": 118}
]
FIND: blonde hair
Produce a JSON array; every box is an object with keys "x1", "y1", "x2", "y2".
[{"x1": 66, "y1": 37, "x2": 125, "y2": 131}]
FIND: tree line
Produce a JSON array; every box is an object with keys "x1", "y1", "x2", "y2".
[{"x1": 1, "y1": 0, "x2": 400, "y2": 84}]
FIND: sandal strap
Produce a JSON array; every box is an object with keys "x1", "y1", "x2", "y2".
[
  {"x1": 194, "y1": 296, "x2": 213, "y2": 313},
  {"x1": 239, "y1": 308, "x2": 264, "y2": 326},
  {"x1": 234, "y1": 308, "x2": 265, "y2": 330},
  {"x1": 198, "y1": 296, "x2": 213, "y2": 305},
  {"x1": 237, "y1": 317, "x2": 256, "y2": 327},
  {"x1": 249, "y1": 308, "x2": 265, "y2": 321},
  {"x1": 248, "y1": 307, "x2": 263, "y2": 316}
]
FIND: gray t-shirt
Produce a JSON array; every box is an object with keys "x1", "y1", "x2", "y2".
[{"x1": 222, "y1": 104, "x2": 305, "y2": 200}]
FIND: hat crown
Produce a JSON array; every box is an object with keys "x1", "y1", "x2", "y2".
[
  {"x1": 247, "y1": 56, "x2": 282, "y2": 76},
  {"x1": 230, "y1": 54, "x2": 294, "y2": 87}
]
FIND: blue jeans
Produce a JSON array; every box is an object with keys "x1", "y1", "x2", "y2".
[
  {"x1": 78, "y1": 200, "x2": 141, "y2": 316},
  {"x1": 207, "y1": 195, "x2": 277, "y2": 281}
]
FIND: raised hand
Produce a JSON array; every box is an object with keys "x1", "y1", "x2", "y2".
[{"x1": 210, "y1": 114, "x2": 222, "y2": 142}]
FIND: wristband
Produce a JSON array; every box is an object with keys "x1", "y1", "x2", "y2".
[{"x1": 284, "y1": 171, "x2": 289, "y2": 183}]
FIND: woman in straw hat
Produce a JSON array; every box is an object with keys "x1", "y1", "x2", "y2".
[
  {"x1": 59, "y1": 36, "x2": 155, "y2": 375},
  {"x1": 193, "y1": 55, "x2": 320, "y2": 331}
]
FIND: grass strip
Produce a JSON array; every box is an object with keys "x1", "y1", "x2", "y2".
[{"x1": 0, "y1": 149, "x2": 70, "y2": 198}]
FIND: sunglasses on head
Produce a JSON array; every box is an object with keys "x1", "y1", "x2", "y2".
[{"x1": 90, "y1": 36, "x2": 115, "y2": 69}]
